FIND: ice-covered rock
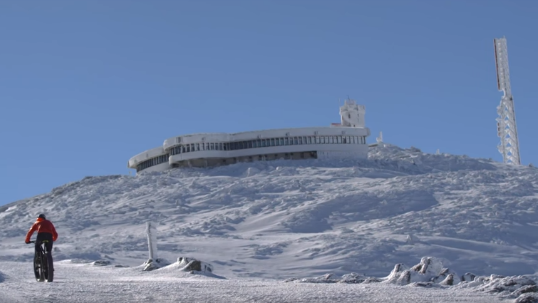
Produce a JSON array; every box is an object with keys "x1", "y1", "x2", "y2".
[
  {"x1": 476, "y1": 275, "x2": 536, "y2": 295},
  {"x1": 457, "y1": 274, "x2": 538, "y2": 302},
  {"x1": 515, "y1": 293, "x2": 538, "y2": 303},
  {"x1": 177, "y1": 257, "x2": 213, "y2": 273},
  {"x1": 92, "y1": 260, "x2": 111, "y2": 266},
  {"x1": 461, "y1": 272, "x2": 477, "y2": 282},
  {"x1": 383, "y1": 257, "x2": 460, "y2": 286},
  {"x1": 142, "y1": 258, "x2": 170, "y2": 271},
  {"x1": 338, "y1": 273, "x2": 369, "y2": 284}
]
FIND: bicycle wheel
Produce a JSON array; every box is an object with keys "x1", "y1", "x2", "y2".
[
  {"x1": 33, "y1": 253, "x2": 42, "y2": 282},
  {"x1": 37, "y1": 252, "x2": 46, "y2": 282},
  {"x1": 45, "y1": 252, "x2": 53, "y2": 282}
]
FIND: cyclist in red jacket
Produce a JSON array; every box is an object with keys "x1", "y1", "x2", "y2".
[{"x1": 25, "y1": 214, "x2": 58, "y2": 264}]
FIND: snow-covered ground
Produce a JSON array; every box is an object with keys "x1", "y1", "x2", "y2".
[
  {"x1": 0, "y1": 260, "x2": 509, "y2": 303},
  {"x1": 1, "y1": 143, "x2": 538, "y2": 302}
]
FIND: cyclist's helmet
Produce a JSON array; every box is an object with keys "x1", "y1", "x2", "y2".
[{"x1": 38, "y1": 214, "x2": 46, "y2": 219}]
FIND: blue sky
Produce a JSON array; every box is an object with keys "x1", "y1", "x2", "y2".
[{"x1": 1, "y1": 0, "x2": 537, "y2": 206}]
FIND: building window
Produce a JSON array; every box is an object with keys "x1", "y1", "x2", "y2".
[{"x1": 137, "y1": 154, "x2": 170, "y2": 172}]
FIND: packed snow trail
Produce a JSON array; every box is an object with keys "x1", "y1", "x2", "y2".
[{"x1": 0, "y1": 261, "x2": 506, "y2": 303}]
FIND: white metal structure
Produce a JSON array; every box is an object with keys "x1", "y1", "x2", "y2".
[
  {"x1": 128, "y1": 99, "x2": 371, "y2": 173},
  {"x1": 146, "y1": 222, "x2": 158, "y2": 261},
  {"x1": 494, "y1": 37, "x2": 521, "y2": 165}
]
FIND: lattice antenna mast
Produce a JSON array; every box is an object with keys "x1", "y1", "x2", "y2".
[{"x1": 494, "y1": 37, "x2": 521, "y2": 165}]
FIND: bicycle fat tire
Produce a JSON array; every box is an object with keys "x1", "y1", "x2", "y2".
[
  {"x1": 45, "y1": 253, "x2": 53, "y2": 282},
  {"x1": 33, "y1": 254, "x2": 42, "y2": 282}
]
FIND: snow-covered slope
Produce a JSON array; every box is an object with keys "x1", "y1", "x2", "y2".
[{"x1": 1, "y1": 144, "x2": 537, "y2": 280}]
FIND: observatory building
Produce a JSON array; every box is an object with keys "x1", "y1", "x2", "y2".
[{"x1": 128, "y1": 99, "x2": 371, "y2": 173}]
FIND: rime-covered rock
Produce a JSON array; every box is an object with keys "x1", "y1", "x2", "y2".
[
  {"x1": 461, "y1": 272, "x2": 476, "y2": 282},
  {"x1": 177, "y1": 257, "x2": 213, "y2": 273},
  {"x1": 385, "y1": 263, "x2": 410, "y2": 284},
  {"x1": 92, "y1": 260, "x2": 111, "y2": 266},
  {"x1": 461, "y1": 274, "x2": 538, "y2": 302},
  {"x1": 515, "y1": 293, "x2": 538, "y2": 303},
  {"x1": 513, "y1": 285, "x2": 538, "y2": 297},
  {"x1": 478, "y1": 275, "x2": 536, "y2": 294},
  {"x1": 338, "y1": 273, "x2": 368, "y2": 284},
  {"x1": 142, "y1": 258, "x2": 170, "y2": 271},
  {"x1": 384, "y1": 257, "x2": 460, "y2": 286},
  {"x1": 439, "y1": 274, "x2": 454, "y2": 286}
]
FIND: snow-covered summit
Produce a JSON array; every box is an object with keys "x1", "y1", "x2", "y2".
[{"x1": 1, "y1": 144, "x2": 537, "y2": 280}]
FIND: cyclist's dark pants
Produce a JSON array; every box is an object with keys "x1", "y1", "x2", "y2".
[{"x1": 35, "y1": 233, "x2": 54, "y2": 266}]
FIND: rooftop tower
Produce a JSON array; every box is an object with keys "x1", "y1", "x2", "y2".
[{"x1": 339, "y1": 99, "x2": 365, "y2": 128}]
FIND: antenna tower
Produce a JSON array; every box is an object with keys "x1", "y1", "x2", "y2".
[{"x1": 494, "y1": 37, "x2": 521, "y2": 165}]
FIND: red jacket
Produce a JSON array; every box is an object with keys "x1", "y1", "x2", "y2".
[{"x1": 25, "y1": 218, "x2": 58, "y2": 242}]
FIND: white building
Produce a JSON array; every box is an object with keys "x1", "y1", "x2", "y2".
[{"x1": 128, "y1": 99, "x2": 371, "y2": 173}]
